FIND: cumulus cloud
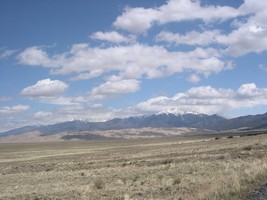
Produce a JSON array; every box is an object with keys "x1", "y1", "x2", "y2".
[
  {"x1": 158, "y1": 0, "x2": 241, "y2": 24},
  {"x1": 20, "y1": 79, "x2": 68, "y2": 97},
  {"x1": 113, "y1": 0, "x2": 240, "y2": 33},
  {"x1": 20, "y1": 78, "x2": 139, "y2": 105},
  {"x1": 90, "y1": 31, "x2": 135, "y2": 43},
  {"x1": 239, "y1": 0, "x2": 267, "y2": 16},
  {"x1": 18, "y1": 46, "x2": 52, "y2": 66},
  {"x1": 113, "y1": 7, "x2": 159, "y2": 33},
  {"x1": 0, "y1": 105, "x2": 30, "y2": 115},
  {"x1": 18, "y1": 44, "x2": 226, "y2": 81},
  {"x1": 227, "y1": 28, "x2": 267, "y2": 56},
  {"x1": 89, "y1": 79, "x2": 140, "y2": 100},
  {"x1": 17, "y1": 46, "x2": 65, "y2": 67},
  {"x1": 218, "y1": 21, "x2": 267, "y2": 56},
  {"x1": 157, "y1": 18, "x2": 267, "y2": 57},
  {"x1": 112, "y1": 0, "x2": 267, "y2": 56},
  {"x1": 19, "y1": 79, "x2": 81, "y2": 105},
  {"x1": 237, "y1": 83, "x2": 267, "y2": 98},
  {"x1": 156, "y1": 23, "x2": 267, "y2": 57},
  {"x1": 136, "y1": 83, "x2": 267, "y2": 115},
  {"x1": 156, "y1": 30, "x2": 221, "y2": 46},
  {"x1": 213, "y1": 0, "x2": 267, "y2": 56}
]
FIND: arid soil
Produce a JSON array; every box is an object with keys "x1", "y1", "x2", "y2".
[{"x1": 0, "y1": 133, "x2": 266, "y2": 199}]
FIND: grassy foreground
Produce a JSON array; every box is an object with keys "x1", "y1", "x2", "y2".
[{"x1": 0, "y1": 134, "x2": 267, "y2": 199}]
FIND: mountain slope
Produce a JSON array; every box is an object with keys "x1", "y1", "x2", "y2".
[
  {"x1": 215, "y1": 113, "x2": 267, "y2": 130},
  {"x1": 1, "y1": 112, "x2": 267, "y2": 137}
]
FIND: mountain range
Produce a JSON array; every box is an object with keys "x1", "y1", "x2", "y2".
[{"x1": 1, "y1": 112, "x2": 267, "y2": 138}]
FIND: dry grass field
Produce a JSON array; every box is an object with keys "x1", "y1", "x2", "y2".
[{"x1": 0, "y1": 133, "x2": 267, "y2": 199}]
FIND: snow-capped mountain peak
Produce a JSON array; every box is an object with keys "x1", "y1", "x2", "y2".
[
  {"x1": 184, "y1": 111, "x2": 200, "y2": 115},
  {"x1": 157, "y1": 109, "x2": 201, "y2": 116},
  {"x1": 157, "y1": 109, "x2": 182, "y2": 116}
]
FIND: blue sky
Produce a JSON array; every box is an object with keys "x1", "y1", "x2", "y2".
[{"x1": 1, "y1": 0, "x2": 267, "y2": 131}]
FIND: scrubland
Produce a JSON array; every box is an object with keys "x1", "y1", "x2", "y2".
[{"x1": 0, "y1": 133, "x2": 266, "y2": 199}]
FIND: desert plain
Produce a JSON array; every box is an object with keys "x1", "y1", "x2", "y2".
[{"x1": 0, "y1": 132, "x2": 267, "y2": 199}]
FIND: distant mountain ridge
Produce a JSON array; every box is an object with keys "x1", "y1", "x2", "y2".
[{"x1": 1, "y1": 112, "x2": 267, "y2": 137}]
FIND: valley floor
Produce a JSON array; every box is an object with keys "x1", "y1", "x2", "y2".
[{"x1": 0, "y1": 134, "x2": 267, "y2": 199}]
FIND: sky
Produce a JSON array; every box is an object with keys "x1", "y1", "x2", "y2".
[{"x1": 1, "y1": 0, "x2": 267, "y2": 132}]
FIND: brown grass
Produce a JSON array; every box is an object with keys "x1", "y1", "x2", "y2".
[{"x1": 0, "y1": 133, "x2": 266, "y2": 199}]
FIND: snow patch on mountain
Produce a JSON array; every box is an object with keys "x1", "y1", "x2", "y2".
[{"x1": 157, "y1": 109, "x2": 201, "y2": 116}]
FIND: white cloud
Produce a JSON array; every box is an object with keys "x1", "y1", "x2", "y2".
[
  {"x1": 71, "y1": 96, "x2": 88, "y2": 104},
  {"x1": 89, "y1": 79, "x2": 140, "y2": 100},
  {"x1": 0, "y1": 49, "x2": 17, "y2": 59},
  {"x1": 158, "y1": 0, "x2": 240, "y2": 24},
  {"x1": 187, "y1": 74, "x2": 200, "y2": 83},
  {"x1": 186, "y1": 86, "x2": 227, "y2": 99},
  {"x1": 17, "y1": 45, "x2": 225, "y2": 106},
  {"x1": 19, "y1": 44, "x2": 226, "y2": 81},
  {"x1": 0, "y1": 97, "x2": 12, "y2": 102},
  {"x1": 113, "y1": 0, "x2": 241, "y2": 33},
  {"x1": 20, "y1": 79, "x2": 77, "y2": 105},
  {"x1": 239, "y1": 0, "x2": 267, "y2": 15},
  {"x1": 17, "y1": 46, "x2": 65, "y2": 67},
  {"x1": 35, "y1": 96, "x2": 80, "y2": 105},
  {"x1": 34, "y1": 111, "x2": 53, "y2": 118},
  {"x1": 69, "y1": 69, "x2": 103, "y2": 81},
  {"x1": 157, "y1": 16, "x2": 267, "y2": 57},
  {"x1": 112, "y1": 0, "x2": 267, "y2": 56},
  {"x1": 113, "y1": 7, "x2": 159, "y2": 33},
  {"x1": 259, "y1": 64, "x2": 267, "y2": 72},
  {"x1": 90, "y1": 31, "x2": 135, "y2": 43},
  {"x1": 19, "y1": 78, "x2": 139, "y2": 104},
  {"x1": 0, "y1": 105, "x2": 30, "y2": 115},
  {"x1": 237, "y1": 83, "x2": 267, "y2": 98},
  {"x1": 214, "y1": 0, "x2": 267, "y2": 56},
  {"x1": 136, "y1": 83, "x2": 267, "y2": 115},
  {"x1": 156, "y1": 30, "x2": 221, "y2": 46},
  {"x1": 20, "y1": 79, "x2": 68, "y2": 97},
  {"x1": 18, "y1": 46, "x2": 52, "y2": 66},
  {"x1": 19, "y1": 79, "x2": 85, "y2": 105},
  {"x1": 20, "y1": 79, "x2": 78, "y2": 105},
  {"x1": 220, "y1": 23, "x2": 267, "y2": 56}
]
